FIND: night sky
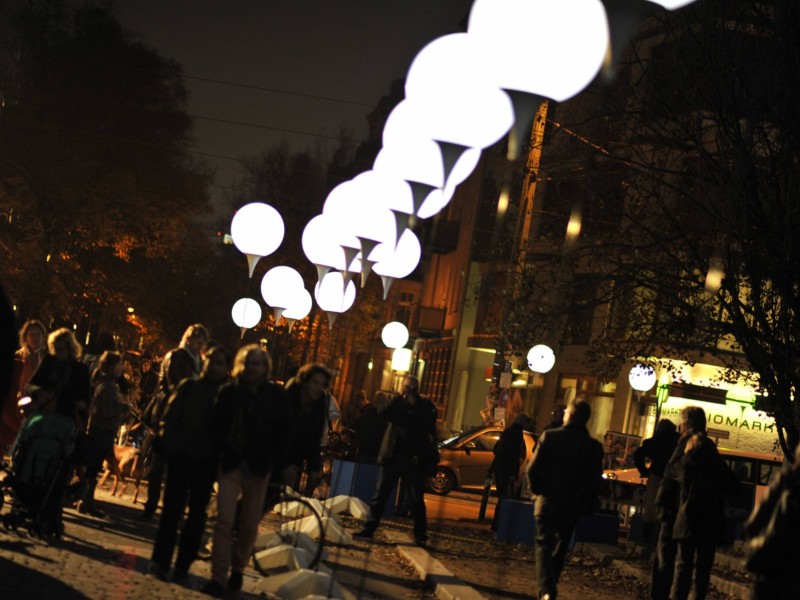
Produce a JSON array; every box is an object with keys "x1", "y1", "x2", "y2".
[{"x1": 114, "y1": 1, "x2": 471, "y2": 200}]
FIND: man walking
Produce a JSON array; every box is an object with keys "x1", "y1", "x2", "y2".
[
  {"x1": 140, "y1": 323, "x2": 209, "y2": 520},
  {"x1": 527, "y1": 398, "x2": 604, "y2": 600},
  {"x1": 355, "y1": 375, "x2": 438, "y2": 546}
]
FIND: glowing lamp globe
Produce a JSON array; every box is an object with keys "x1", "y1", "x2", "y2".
[
  {"x1": 629, "y1": 364, "x2": 656, "y2": 393},
  {"x1": 527, "y1": 344, "x2": 556, "y2": 373},
  {"x1": 231, "y1": 298, "x2": 262, "y2": 329},
  {"x1": 391, "y1": 348, "x2": 413, "y2": 372},
  {"x1": 468, "y1": 0, "x2": 608, "y2": 102},
  {"x1": 230, "y1": 202, "x2": 285, "y2": 277},
  {"x1": 381, "y1": 322, "x2": 409, "y2": 349}
]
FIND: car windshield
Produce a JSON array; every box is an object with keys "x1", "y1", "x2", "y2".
[{"x1": 440, "y1": 427, "x2": 500, "y2": 449}]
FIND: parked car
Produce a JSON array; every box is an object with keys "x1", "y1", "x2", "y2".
[{"x1": 427, "y1": 425, "x2": 537, "y2": 495}]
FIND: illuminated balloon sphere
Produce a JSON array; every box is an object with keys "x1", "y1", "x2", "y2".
[
  {"x1": 381, "y1": 322, "x2": 409, "y2": 349},
  {"x1": 527, "y1": 344, "x2": 555, "y2": 373},
  {"x1": 230, "y1": 202, "x2": 285, "y2": 257},
  {"x1": 283, "y1": 288, "x2": 313, "y2": 321},
  {"x1": 314, "y1": 271, "x2": 357, "y2": 314},
  {"x1": 261, "y1": 266, "x2": 305, "y2": 310},
  {"x1": 629, "y1": 364, "x2": 656, "y2": 393},
  {"x1": 231, "y1": 298, "x2": 262, "y2": 329}
]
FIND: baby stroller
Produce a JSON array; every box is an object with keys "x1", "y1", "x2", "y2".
[{"x1": 2, "y1": 408, "x2": 77, "y2": 540}]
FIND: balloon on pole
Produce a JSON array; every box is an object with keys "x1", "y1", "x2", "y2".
[{"x1": 230, "y1": 202, "x2": 285, "y2": 277}]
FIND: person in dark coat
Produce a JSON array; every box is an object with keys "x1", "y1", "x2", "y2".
[
  {"x1": 355, "y1": 375, "x2": 438, "y2": 545},
  {"x1": 284, "y1": 363, "x2": 331, "y2": 495},
  {"x1": 744, "y1": 443, "x2": 800, "y2": 599},
  {"x1": 139, "y1": 323, "x2": 209, "y2": 520},
  {"x1": 654, "y1": 406, "x2": 739, "y2": 600},
  {"x1": 490, "y1": 412, "x2": 529, "y2": 531},
  {"x1": 148, "y1": 346, "x2": 230, "y2": 583},
  {"x1": 204, "y1": 345, "x2": 292, "y2": 596},
  {"x1": 634, "y1": 419, "x2": 679, "y2": 543},
  {"x1": 357, "y1": 391, "x2": 389, "y2": 463},
  {"x1": 527, "y1": 398, "x2": 604, "y2": 600}
]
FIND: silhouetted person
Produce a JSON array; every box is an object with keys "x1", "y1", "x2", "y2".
[
  {"x1": 490, "y1": 412, "x2": 528, "y2": 532},
  {"x1": 634, "y1": 419, "x2": 679, "y2": 544},
  {"x1": 527, "y1": 398, "x2": 603, "y2": 600},
  {"x1": 355, "y1": 376, "x2": 437, "y2": 546},
  {"x1": 140, "y1": 324, "x2": 209, "y2": 520},
  {"x1": 654, "y1": 406, "x2": 739, "y2": 600},
  {"x1": 744, "y1": 443, "x2": 800, "y2": 599}
]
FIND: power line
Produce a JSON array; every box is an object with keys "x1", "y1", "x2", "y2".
[
  {"x1": 184, "y1": 74, "x2": 375, "y2": 108},
  {"x1": 189, "y1": 114, "x2": 352, "y2": 141}
]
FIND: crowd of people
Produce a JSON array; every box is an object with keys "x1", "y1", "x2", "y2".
[
  {"x1": 3, "y1": 317, "x2": 798, "y2": 599},
  {"x1": 0, "y1": 319, "x2": 442, "y2": 596}
]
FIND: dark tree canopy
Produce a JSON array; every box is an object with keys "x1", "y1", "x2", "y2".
[{"x1": 0, "y1": 1, "x2": 214, "y2": 350}]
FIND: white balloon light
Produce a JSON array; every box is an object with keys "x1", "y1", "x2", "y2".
[
  {"x1": 371, "y1": 230, "x2": 422, "y2": 299},
  {"x1": 403, "y1": 34, "x2": 515, "y2": 150},
  {"x1": 231, "y1": 298, "x2": 262, "y2": 337},
  {"x1": 314, "y1": 271, "x2": 357, "y2": 327},
  {"x1": 468, "y1": 0, "x2": 609, "y2": 103},
  {"x1": 283, "y1": 288, "x2": 313, "y2": 332},
  {"x1": 260, "y1": 266, "x2": 305, "y2": 322},
  {"x1": 629, "y1": 364, "x2": 657, "y2": 393},
  {"x1": 527, "y1": 344, "x2": 556, "y2": 373},
  {"x1": 469, "y1": 0, "x2": 608, "y2": 158},
  {"x1": 230, "y1": 202, "x2": 285, "y2": 277},
  {"x1": 650, "y1": 0, "x2": 698, "y2": 8},
  {"x1": 381, "y1": 322, "x2": 410, "y2": 349},
  {"x1": 301, "y1": 214, "x2": 361, "y2": 281}
]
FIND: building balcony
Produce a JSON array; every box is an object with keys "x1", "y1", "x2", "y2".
[{"x1": 411, "y1": 305, "x2": 446, "y2": 338}]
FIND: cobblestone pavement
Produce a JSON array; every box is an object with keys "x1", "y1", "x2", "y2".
[{"x1": 0, "y1": 487, "x2": 436, "y2": 599}]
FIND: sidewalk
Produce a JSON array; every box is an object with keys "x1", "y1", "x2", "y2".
[{"x1": 0, "y1": 486, "x2": 466, "y2": 599}]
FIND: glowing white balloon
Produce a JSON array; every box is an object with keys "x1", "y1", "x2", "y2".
[
  {"x1": 314, "y1": 271, "x2": 357, "y2": 314},
  {"x1": 230, "y1": 202, "x2": 285, "y2": 277},
  {"x1": 301, "y1": 214, "x2": 361, "y2": 271},
  {"x1": 403, "y1": 34, "x2": 515, "y2": 150},
  {"x1": 629, "y1": 364, "x2": 656, "y2": 393},
  {"x1": 260, "y1": 266, "x2": 305, "y2": 312},
  {"x1": 381, "y1": 322, "x2": 410, "y2": 349},
  {"x1": 283, "y1": 288, "x2": 313, "y2": 321},
  {"x1": 468, "y1": 0, "x2": 609, "y2": 102},
  {"x1": 527, "y1": 344, "x2": 556, "y2": 373},
  {"x1": 231, "y1": 298, "x2": 262, "y2": 329},
  {"x1": 371, "y1": 230, "x2": 421, "y2": 280},
  {"x1": 391, "y1": 347, "x2": 413, "y2": 372},
  {"x1": 651, "y1": 0, "x2": 698, "y2": 8}
]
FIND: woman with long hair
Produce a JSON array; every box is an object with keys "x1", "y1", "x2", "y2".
[
  {"x1": 0, "y1": 319, "x2": 47, "y2": 451},
  {"x1": 29, "y1": 328, "x2": 91, "y2": 428}
]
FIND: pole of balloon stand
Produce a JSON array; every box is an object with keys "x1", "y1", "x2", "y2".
[{"x1": 478, "y1": 473, "x2": 493, "y2": 521}]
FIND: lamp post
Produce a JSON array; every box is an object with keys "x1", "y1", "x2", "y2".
[{"x1": 629, "y1": 363, "x2": 657, "y2": 422}]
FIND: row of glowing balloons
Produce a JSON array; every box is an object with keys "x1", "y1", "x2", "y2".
[{"x1": 229, "y1": 0, "x2": 698, "y2": 335}]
